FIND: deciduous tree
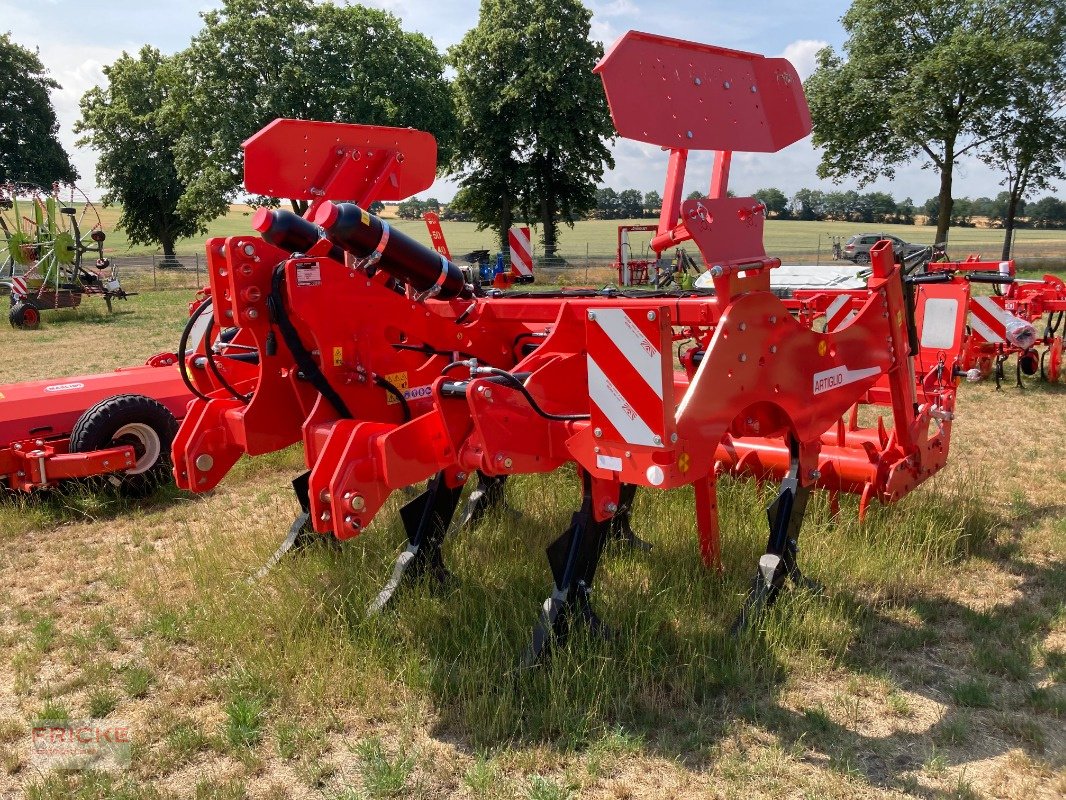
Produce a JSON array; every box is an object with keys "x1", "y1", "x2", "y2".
[
  {"x1": 171, "y1": 0, "x2": 455, "y2": 218},
  {"x1": 450, "y1": 0, "x2": 614, "y2": 258},
  {"x1": 76, "y1": 47, "x2": 211, "y2": 261},
  {"x1": 0, "y1": 34, "x2": 77, "y2": 187},
  {"x1": 805, "y1": 0, "x2": 1059, "y2": 245}
]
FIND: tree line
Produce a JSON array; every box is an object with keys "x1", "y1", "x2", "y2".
[{"x1": 5, "y1": 0, "x2": 1066, "y2": 261}]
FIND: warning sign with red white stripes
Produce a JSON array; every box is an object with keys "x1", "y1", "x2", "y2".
[
  {"x1": 967, "y1": 295, "x2": 1009, "y2": 344},
  {"x1": 585, "y1": 307, "x2": 673, "y2": 448},
  {"x1": 10, "y1": 276, "x2": 27, "y2": 298},
  {"x1": 823, "y1": 294, "x2": 857, "y2": 332},
  {"x1": 508, "y1": 226, "x2": 534, "y2": 278}
]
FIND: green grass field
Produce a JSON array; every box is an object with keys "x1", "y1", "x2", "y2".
[
  {"x1": 85, "y1": 202, "x2": 1066, "y2": 269},
  {"x1": 0, "y1": 288, "x2": 1062, "y2": 799}
]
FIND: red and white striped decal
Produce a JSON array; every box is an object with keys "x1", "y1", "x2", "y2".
[
  {"x1": 508, "y1": 226, "x2": 534, "y2": 277},
  {"x1": 824, "y1": 294, "x2": 857, "y2": 332},
  {"x1": 586, "y1": 307, "x2": 669, "y2": 448},
  {"x1": 968, "y1": 295, "x2": 1009, "y2": 344},
  {"x1": 10, "y1": 276, "x2": 27, "y2": 298}
]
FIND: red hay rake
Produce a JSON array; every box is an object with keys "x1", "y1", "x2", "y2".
[{"x1": 172, "y1": 32, "x2": 972, "y2": 664}]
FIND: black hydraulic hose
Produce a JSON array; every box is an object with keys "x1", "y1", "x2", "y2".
[
  {"x1": 267, "y1": 263, "x2": 353, "y2": 419},
  {"x1": 373, "y1": 375, "x2": 411, "y2": 421},
  {"x1": 476, "y1": 366, "x2": 590, "y2": 421},
  {"x1": 203, "y1": 315, "x2": 253, "y2": 403},
  {"x1": 177, "y1": 298, "x2": 214, "y2": 403}
]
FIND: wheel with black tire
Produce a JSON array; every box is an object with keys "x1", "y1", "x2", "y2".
[
  {"x1": 69, "y1": 394, "x2": 178, "y2": 497},
  {"x1": 9, "y1": 300, "x2": 41, "y2": 330},
  {"x1": 854, "y1": 252, "x2": 870, "y2": 265}
]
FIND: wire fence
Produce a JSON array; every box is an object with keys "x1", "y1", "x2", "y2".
[{"x1": 111, "y1": 234, "x2": 1065, "y2": 294}]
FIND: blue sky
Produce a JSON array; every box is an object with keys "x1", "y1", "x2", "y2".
[{"x1": 5, "y1": 0, "x2": 1060, "y2": 204}]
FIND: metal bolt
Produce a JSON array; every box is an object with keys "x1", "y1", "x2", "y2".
[
  {"x1": 456, "y1": 472, "x2": 467, "y2": 481},
  {"x1": 320, "y1": 489, "x2": 331, "y2": 503},
  {"x1": 476, "y1": 385, "x2": 484, "y2": 393},
  {"x1": 809, "y1": 469, "x2": 821, "y2": 480},
  {"x1": 243, "y1": 243, "x2": 255, "y2": 256},
  {"x1": 738, "y1": 322, "x2": 747, "y2": 331},
  {"x1": 739, "y1": 353, "x2": 748, "y2": 362},
  {"x1": 694, "y1": 77, "x2": 702, "y2": 86},
  {"x1": 769, "y1": 345, "x2": 778, "y2": 354},
  {"x1": 588, "y1": 311, "x2": 597, "y2": 321},
  {"x1": 769, "y1": 315, "x2": 777, "y2": 324},
  {"x1": 343, "y1": 492, "x2": 352, "y2": 500},
  {"x1": 195, "y1": 454, "x2": 214, "y2": 472},
  {"x1": 594, "y1": 428, "x2": 603, "y2": 437},
  {"x1": 686, "y1": 130, "x2": 694, "y2": 139},
  {"x1": 350, "y1": 495, "x2": 365, "y2": 511},
  {"x1": 35, "y1": 440, "x2": 43, "y2": 446},
  {"x1": 670, "y1": 433, "x2": 679, "y2": 443},
  {"x1": 483, "y1": 388, "x2": 492, "y2": 399},
  {"x1": 605, "y1": 502, "x2": 618, "y2": 513},
  {"x1": 647, "y1": 310, "x2": 657, "y2": 321},
  {"x1": 320, "y1": 511, "x2": 331, "y2": 522},
  {"x1": 503, "y1": 458, "x2": 513, "y2": 469},
  {"x1": 593, "y1": 447, "x2": 600, "y2": 454},
  {"x1": 723, "y1": 80, "x2": 732, "y2": 89},
  {"x1": 750, "y1": 84, "x2": 758, "y2": 93},
  {"x1": 103, "y1": 460, "x2": 109, "y2": 467},
  {"x1": 625, "y1": 451, "x2": 631, "y2": 457},
  {"x1": 653, "y1": 435, "x2": 663, "y2": 446},
  {"x1": 247, "y1": 308, "x2": 259, "y2": 319}
]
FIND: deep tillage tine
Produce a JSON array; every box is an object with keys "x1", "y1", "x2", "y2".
[
  {"x1": 247, "y1": 511, "x2": 334, "y2": 584},
  {"x1": 609, "y1": 485, "x2": 652, "y2": 551},
  {"x1": 368, "y1": 471, "x2": 462, "y2": 615},
  {"x1": 732, "y1": 437, "x2": 815, "y2": 634},
  {"x1": 455, "y1": 472, "x2": 520, "y2": 531},
  {"x1": 523, "y1": 476, "x2": 612, "y2": 667}
]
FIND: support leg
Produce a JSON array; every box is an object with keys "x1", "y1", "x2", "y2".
[
  {"x1": 732, "y1": 438, "x2": 818, "y2": 633},
  {"x1": 694, "y1": 476, "x2": 721, "y2": 571},
  {"x1": 609, "y1": 483, "x2": 652, "y2": 551},
  {"x1": 524, "y1": 473, "x2": 612, "y2": 667},
  {"x1": 368, "y1": 471, "x2": 463, "y2": 614}
]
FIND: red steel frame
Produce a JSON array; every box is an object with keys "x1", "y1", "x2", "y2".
[{"x1": 172, "y1": 30, "x2": 973, "y2": 658}]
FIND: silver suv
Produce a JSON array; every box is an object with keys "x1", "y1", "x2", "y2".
[{"x1": 842, "y1": 233, "x2": 925, "y2": 264}]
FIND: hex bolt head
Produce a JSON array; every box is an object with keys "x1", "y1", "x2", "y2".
[
  {"x1": 723, "y1": 80, "x2": 732, "y2": 89},
  {"x1": 647, "y1": 310, "x2": 657, "y2": 321},
  {"x1": 247, "y1": 308, "x2": 259, "y2": 319},
  {"x1": 670, "y1": 433, "x2": 679, "y2": 443},
  {"x1": 809, "y1": 469, "x2": 821, "y2": 480},
  {"x1": 243, "y1": 243, "x2": 255, "y2": 255},
  {"x1": 350, "y1": 495, "x2": 366, "y2": 511},
  {"x1": 686, "y1": 130, "x2": 694, "y2": 139},
  {"x1": 694, "y1": 77, "x2": 702, "y2": 85},
  {"x1": 594, "y1": 428, "x2": 603, "y2": 437},
  {"x1": 769, "y1": 345, "x2": 778, "y2": 354},
  {"x1": 503, "y1": 458, "x2": 513, "y2": 469},
  {"x1": 588, "y1": 311, "x2": 597, "y2": 321},
  {"x1": 605, "y1": 502, "x2": 618, "y2": 513},
  {"x1": 483, "y1": 388, "x2": 492, "y2": 399},
  {"x1": 739, "y1": 353, "x2": 748, "y2": 362},
  {"x1": 738, "y1": 322, "x2": 747, "y2": 331},
  {"x1": 750, "y1": 84, "x2": 758, "y2": 93},
  {"x1": 769, "y1": 315, "x2": 777, "y2": 324},
  {"x1": 320, "y1": 511, "x2": 331, "y2": 522},
  {"x1": 456, "y1": 472, "x2": 467, "y2": 481},
  {"x1": 195, "y1": 454, "x2": 214, "y2": 472},
  {"x1": 653, "y1": 435, "x2": 663, "y2": 446}
]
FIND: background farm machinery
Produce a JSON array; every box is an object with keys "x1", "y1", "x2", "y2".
[
  {"x1": 1, "y1": 184, "x2": 130, "y2": 329},
  {"x1": 171, "y1": 31, "x2": 976, "y2": 665}
]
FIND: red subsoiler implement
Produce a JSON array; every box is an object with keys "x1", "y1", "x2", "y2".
[{"x1": 172, "y1": 31, "x2": 973, "y2": 663}]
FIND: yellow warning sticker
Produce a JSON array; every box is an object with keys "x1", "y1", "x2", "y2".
[
  {"x1": 361, "y1": 209, "x2": 371, "y2": 226},
  {"x1": 817, "y1": 340, "x2": 828, "y2": 357},
  {"x1": 385, "y1": 371, "x2": 408, "y2": 404},
  {"x1": 332, "y1": 347, "x2": 343, "y2": 366},
  {"x1": 677, "y1": 452, "x2": 691, "y2": 473}
]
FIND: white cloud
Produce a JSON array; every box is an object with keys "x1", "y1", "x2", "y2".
[{"x1": 777, "y1": 39, "x2": 828, "y2": 82}]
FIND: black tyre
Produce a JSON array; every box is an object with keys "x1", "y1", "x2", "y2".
[
  {"x1": 69, "y1": 394, "x2": 178, "y2": 497},
  {"x1": 9, "y1": 301, "x2": 41, "y2": 330},
  {"x1": 854, "y1": 252, "x2": 870, "y2": 265}
]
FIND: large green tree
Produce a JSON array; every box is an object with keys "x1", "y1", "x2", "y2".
[
  {"x1": 170, "y1": 0, "x2": 456, "y2": 218},
  {"x1": 76, "y1": 47, "x2": 213, "y2": 261},
  {"x1": 805, "y1": 0, "x2": 1060, "y2": 245},
  {"x1": 0, "y1": 33, "x2": 77, "y2": 188},
  {"x1": 450, "y1": 0, "x2": 614, "y2": 259}
]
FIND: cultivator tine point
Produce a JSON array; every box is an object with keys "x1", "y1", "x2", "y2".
[
  {"x1": 455, "y1": 472, "x2": 517, "y2": 531},
  {"x1": 368, "y1": 471, "x2": 462, "y2": 614},
  {"x1": 523, "y1": 476, "x2": 612, "y2": 667},
  {"x1": 247, "y1": 511, "x2": 318, "y2": 584},
  {"x1": 732, "y1": 439, "x2": 815, "y2": 633}
]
